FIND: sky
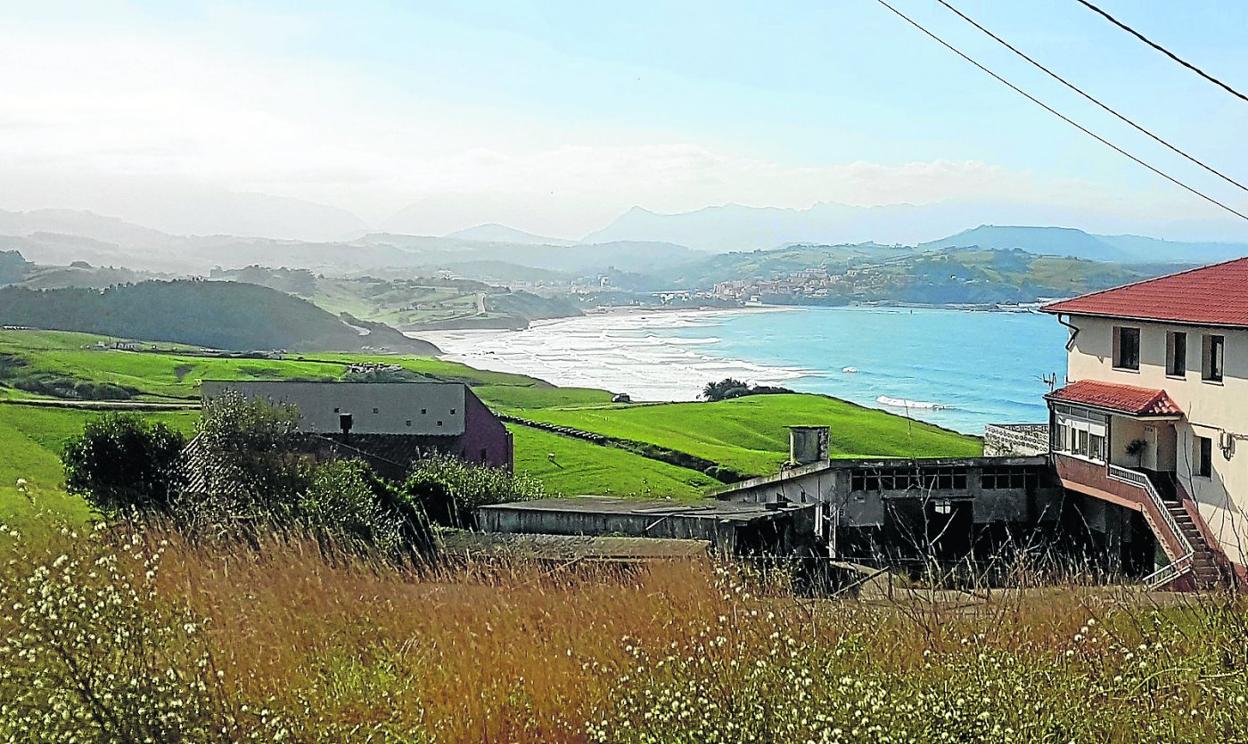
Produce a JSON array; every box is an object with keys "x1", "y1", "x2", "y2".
[{"x1": 0, "y1": 0, "x2": 1246, "y2": 240}]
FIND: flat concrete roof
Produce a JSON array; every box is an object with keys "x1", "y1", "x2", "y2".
[{"x1": 480, "y1": 496, "x2": 811, "y2": 524}]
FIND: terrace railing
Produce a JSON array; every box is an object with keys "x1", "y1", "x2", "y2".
[
  {"x1": 983, "y1": 423, "x2": 1049, "y2": 457},
  {"x1": 1107, "y1": 464, "x2": 1195, "y2": 589}
]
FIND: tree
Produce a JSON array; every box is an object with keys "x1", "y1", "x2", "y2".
[
  {"x1": 62, "y1": 413, "x2": 186, "y2": 516},
  {"x1": 194, "y1": 391, "x2": 313, "y2": 520},
  {"x1": 702, "y1": 378, "x2": 750, "y2": 402}
]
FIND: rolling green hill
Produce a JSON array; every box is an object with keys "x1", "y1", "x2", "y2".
[
  {"x1": 520, "y1": 395, "x2": 981, "y2": 477},
  {"x1": 670, "y1": 244, "x2": 1163, "y2": 304},
  {"x1": 0, "y1": 280, "x2": 438, "y2": 353}
]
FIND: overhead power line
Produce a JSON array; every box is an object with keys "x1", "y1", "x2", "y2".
[
  {"x1": 871, "y1": 0, "x2": 1248, "y2": 223},
  {"x1": 935, "y1": 0, "x2": 1248, "y2": 195},
  {"x1": 1074, "y1": 0, "x2": 1248, "y2": 104}
]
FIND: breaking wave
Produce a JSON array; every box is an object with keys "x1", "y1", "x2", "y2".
[{"x1": 876, "y1": 395, "x2": 948, "y2": 411}]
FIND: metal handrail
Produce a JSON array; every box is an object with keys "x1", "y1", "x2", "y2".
[
  {"x1": 1141, "y1": 555, "x2": 1194, "y2": 590},
  {"x1": 1107, "y1": 464, "x2": 1195, "y2": 588}
]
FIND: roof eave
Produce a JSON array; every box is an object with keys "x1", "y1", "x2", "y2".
[
  {"x1": 1040, "y1": 308, "x2": 1248, "y2": 331},
  {"x1": 1045, "y1": 394, "x2": 1183, "y2": 420}
]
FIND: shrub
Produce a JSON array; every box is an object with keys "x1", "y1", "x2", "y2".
[
  {"x1": 185, "y1": 393, "x2": 434, "y2": 561},
  {"x1": 191, "y1": 391, "x2": 313, "y2": 522},
  {"x1": 701, "y1": 377, "x2": 793, "y2": 401},
  {"x1": 62, "y1": 413, "x2": 186, "y2": 515},
  {"x1": 300, "y1": 458, "x2": 432, "y2": 563},
  {"x1": 0, "y1": 529, "x2": 292, "y2": 742},
  {"x1": 402, "y1": 454, "x2": 546, "y2": 527}
]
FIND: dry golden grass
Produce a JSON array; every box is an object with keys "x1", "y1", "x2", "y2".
[
  {"x1": 5, "y1": 524, "x2": 1248, "y2": 742},
  {"x1": 154, "y1": 532, "x2": 733, "y2": 741}
]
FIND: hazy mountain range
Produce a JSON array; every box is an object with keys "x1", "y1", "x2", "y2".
[{"x1": 1, "y1": 205, "x2": 1246, "y2": 284}]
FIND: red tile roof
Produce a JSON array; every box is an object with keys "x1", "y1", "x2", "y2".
[
  {"x1": 1042, "y1": 256, "x2": 1248, "y2": 328},
  {"x1": 1046, "y1": 380, "x2": 1183, "y2": 417}
]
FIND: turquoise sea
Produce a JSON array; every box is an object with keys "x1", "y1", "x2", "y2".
[
  {"x1": 649, "y1": 306, "x2": 1068, "y2": 434},
  {"x1": 425, "y1": 305, "x2": 1069, "y2": 435}
]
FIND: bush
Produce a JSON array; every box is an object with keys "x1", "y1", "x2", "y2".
[
  {"x1": 62, "y1": 413, "x2": 186, "y2": 515},
  {"x1": 11, "y1": 373, "x2": 139, "y2": 400},
  {"x1": 300, "y1": 458, "x2": 432, "y2": 563},
  {"x1": 701, "y1": 378, "x2": 793, "y2": 402},
  {"x1": 191, "y1": 391, "x2": 313, "y2": 522},
  {"x1": 402, "y1": 454, "x2": 546, "y2": 527},
  {"x1": 186, "y1": 393, "x2": 434, "y2": 561}
]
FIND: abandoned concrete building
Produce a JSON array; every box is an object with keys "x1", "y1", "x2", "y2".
[{"x1": 189, "y1": 381, "x2": 512, "y2": 485}]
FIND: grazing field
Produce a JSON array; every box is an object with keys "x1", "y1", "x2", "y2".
[
  {"x1": 0, "y1": 329, "x2": 607, "y2": 406},
  {"x1": 3, "y1": 527, "x2": 1246, "y2": 742},
  {"x1": 509, "y1": 425, "x2": 716, "y2": 500},
  {"x1": 0, "y1": 405, "x2": 199, "y2": 532},
  {"x1": 521, "y1": 394, "x2": 983, "y2": 476}
]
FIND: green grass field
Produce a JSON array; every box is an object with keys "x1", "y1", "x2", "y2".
[
  {"x1": 509, "y1": 425, "x2": 716, "y2": 500},
  {"x1": 0, "y1": 405, "x2": 199, "y2": 533},
  {"x1": 0, "y1": 327, "x2": 982, "y2": 530},
  {"x1": 520, "y1": 394, "x2": 982, "y2": 476}
]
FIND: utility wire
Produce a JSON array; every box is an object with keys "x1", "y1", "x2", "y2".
[
  {"x1": 935, "y1": 0, "x2": 1248, "y2": 195},
  {"x1": 1074, "y1": 0, "x2": 1248, "y2": 104},
  {"x1": 872, "y1": 0, "x2": 1248, "y2": 223}
]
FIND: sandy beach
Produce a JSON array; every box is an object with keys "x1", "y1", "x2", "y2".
[{"x1": 415, "y1": 306, "x2": 805, "y2": 402}]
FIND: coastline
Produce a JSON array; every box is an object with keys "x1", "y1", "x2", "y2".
[
  {"x1": 414, "y1": 304, "x2": 1066, "y2": 435},
  {"x1": 417, "y1": 305, "x2": 807, "y2": 404}
]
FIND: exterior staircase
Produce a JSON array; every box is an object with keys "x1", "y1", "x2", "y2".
[
  {"x1": 1107, "y1": 465, "x2": 1228, "y2": 591},
  {"x1": 1163, "y1": 500, "x2": 1225, "y2": 589}
]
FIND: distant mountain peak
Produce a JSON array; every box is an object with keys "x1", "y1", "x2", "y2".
[{"x1": 444, "y1": 223, "x2": 574, "y2": 246}]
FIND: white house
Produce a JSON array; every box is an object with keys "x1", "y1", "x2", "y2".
[{"x1": 1043, "y1": 258, "x2": 1248, "y2": 587}]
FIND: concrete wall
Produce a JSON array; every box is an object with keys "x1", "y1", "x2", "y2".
[
  {"x1": 1065, "y1": 316, "x2": 1248, "y2": 565},
  {"x1": 718, "y1": 458, "x2": 1060, "y2": 528},
  {"x1": 202, "y1": 381, "x2": 467, "y2": 436},
  {"x1": 477, "y1": 505, "x2": 814, "y2": 555}
]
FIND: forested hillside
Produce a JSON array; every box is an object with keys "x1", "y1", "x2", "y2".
[{"x1": 0, "y1": 280, "x2": 438, "y2": 353}]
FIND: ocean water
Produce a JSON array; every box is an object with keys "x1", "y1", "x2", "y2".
[{"x1": 420, "y1": 306, "x2": 1068, "y2": 435}]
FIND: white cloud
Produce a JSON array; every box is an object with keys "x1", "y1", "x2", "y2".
[{"x1": 0, "y1": 20, "x2": 1228, "y2": 239}]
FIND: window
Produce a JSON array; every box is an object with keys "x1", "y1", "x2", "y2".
[
  {"x1": 450, "y1": 408, "x2": 456, "y2": 415},
  {"x1": 1195, "y1": 435, "x2": 1213, "y2": 478},
  {"x1": 333, "y1": 407, "x2": 340, "y2": 413},
  {"x1": 1113, "y1": 326, "x2": 1140, "y2": 370},
  {"x1": 1202, "y1": 334, "x2": 1225, "y2": 382},
  {"x1": 480, "y1": 448, "x2": 488, "y2": 462},
  {"x1": 981, "y1": 467, "x2": 1031, "y2": 490},
  {"x1": 421, "y1": 408, "x2": 427, "y2": 415},
  {"x1": 436, "y1": 420, "x2": 443, "y2": 427},
  {"x1": 405, "y1": 419, "x2": 412, "y2": 427},
  {"x1": 1166, "y1": 331, "x2": 1187, "y2": 376},
  {"x1": 1089, "y1": 432, "x2": 1105, "y2": 462},
  {"x1": 1054, "y1": 407, "x2": 1107, "y2": 463}
]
